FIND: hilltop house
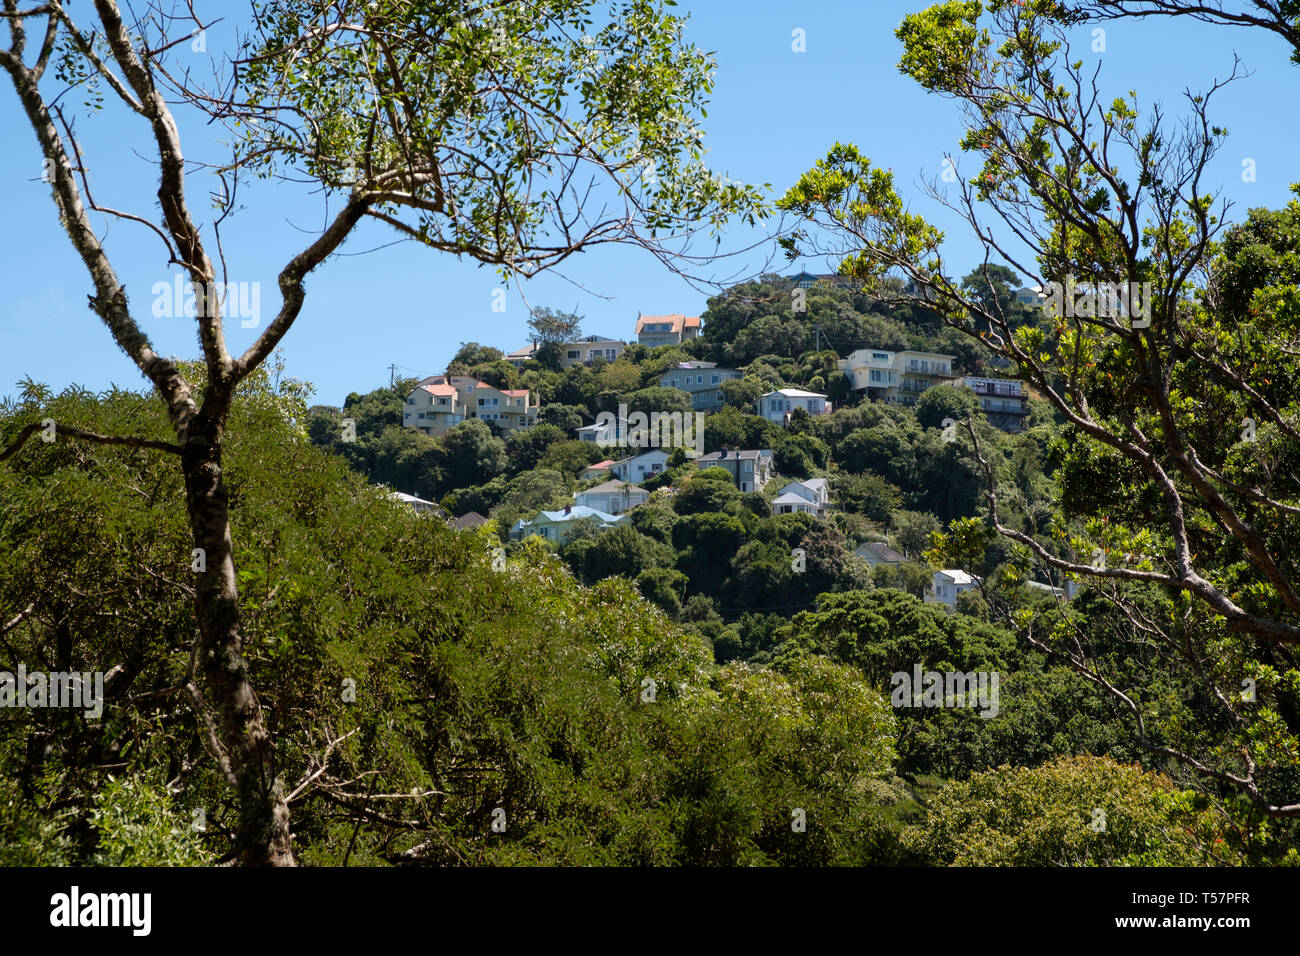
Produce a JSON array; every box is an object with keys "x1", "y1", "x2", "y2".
[
  {"x1": 505, "y1": 335, "x2": 629, "y2": 369},
  {"x1": 837, "y1": 349, "x2": 957, "y2": 404},
  {"x1": 854, "y1": 541, "x2": 906, "y2": 568},
  {"x1": 609, "y1": 449, "x2": 670, "y2": 484},
  {"x1": 659, "y1": 361, "x2": 741, "y2": 414},
  {"x1": 925, "y1": 569, "x2": 980, "y2": 611},
  {"x1": 574, "y1": 480, "x2": 649, "y2": 515},
  {"x1": 773, "y1": 478, "x2": 829, "y2": 517},
  {"x1": 403, "y1": 374, "x2": 537, "y2": 435},
  {"x1": 757, "y1": 388, "x2": 830, "y2": 425},
  {"x1": 635, "y1": 313, "x2": 701, "y2": 347},
  {"x1": 510, "y1": 505, "x2": 628, "y2": 544},
  {"x1": 694, "y1": 449, "x2": 774, "y2": 493},
  {"x1": 787, "y1": 271, "x2": 854, "y2": 289}
]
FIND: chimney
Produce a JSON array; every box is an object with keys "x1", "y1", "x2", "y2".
[{"x1": 565, "y1": 504, "x2": 572, "y2": 515}]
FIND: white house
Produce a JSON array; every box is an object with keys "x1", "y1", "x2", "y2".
[
  {"x1": 509, "y1": 505, "x2": 628, "y2": 544},
  {"x1": 771, "y1": 492, "x2": 818, "y2": 516},
  {"x1": 609, "y1": 449, "x2": 670, "y2": 484},
  {"x1": 837, "y1": 349, "x2": 956, "y2": 404},
  {"x1": 925, "y1": 569, "x2": 979, "y2": 611},
  {"x1": 854, "y1": 541, "x2": 906, "y2": 567},
  {"x1": 574, "y1": 480, "x2": 649, "y2": 515},
  {"x1": 757, "y1": 388, "x2": 830, "y2": 425},
  {"x1": 778, "y1": 478, "x2": 829, "y2": 512}
]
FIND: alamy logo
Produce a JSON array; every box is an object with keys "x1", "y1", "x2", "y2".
[
  {"x1": 152, "y1": 275, "x2": 261, "y2": 328},
  {"x1": 1042, "y1": 277, "x2": 1152, "y2": 328},
  {"x1": 50, "y1": 886, "x2": 151, "y2": 936},
  {"x1": 0, "y1": 665, "x2": 103, "y2": 717},
  {"x1": 593, "y1": 403, "x2": 704, "y2": 456},
  {"x1": 890, "y1": 665, "x2": 999, "y2": 718}
]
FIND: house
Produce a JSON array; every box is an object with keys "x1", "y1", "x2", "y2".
[
  {"x1": 609, "y1": 449, "x2": 670, "y2": 484},
  {"x1": 757, "y1": 388, "x2": 830, "y2": 425},
  {"x1": 694, "y1": 449, "x2": 774, "y2": 493},
  {"x1": 634, "y1": 313, "x2": 702, "y2": 347},
  {"x1": 448, "y1": 511, "x2": 488, "y2": 531},
  {"x1": 854, "y1": 541, "x2": 906, "y2": 568},
  {"x1": 387, "y1": 491, "x2": 443, "y2": 516},
  {"x1": 576, "y1": 421, "x2": 618, "y2": 444},
  {"x1": 837, "y1": 349, "x2": 958, "y2": 404},
  {"x1": 506, "y1": 335, "x2": 629, "y2": 369},
  {"x1": 403, "y1": 374, "x2": 538, "y2": 435},
  {"x1": 659, "y1": 361, "x2": 742, "y2": 414},
  {"x1": 574, "y1": 479, "x2": 649, "y2": 515},
  {"x1": 925, "y1": 569, "x2": 979, "y2": 611},
  {"x1": 1026, "y1": 579, "x2": 1081, "y2": 601},
  {"x1": 560, "y1": 335, "x2": 627, "y2": 367},
  {"x1": 771, "y1": 492, "x2": 818, "y2": 516},
  {"x1": 1015, "y1": 285, "x2": 1045, "y2": 308},
  {"x1": 510, "y1": 505, "x2": 628, "y2": 544},
  {"x1": 955, "y1": 376, "x2": 1029, "y2": 432},
  {"x1": 581, "y1": 459, "x2": 615, "y2": 481},
  {"x1": 777, "y1": 478, "x2": 830, "y2": 516},
  {"x1": 788, "y1": 271, "x2": 854, "y2": 290}
]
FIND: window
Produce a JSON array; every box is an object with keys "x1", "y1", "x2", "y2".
[
  {"x1": 697, "y1": 375, "x2": 704, "y2": 384},
  {"x1": 872, "y1": 352, "x2": 889, "y2": 361},
  {"x1": 669, "y1": 379, "x2": 678, "y2": 388},
  {"x1": 404, "y1": 412, "x2": 411, "y2": 419},
  {"x1": 417, "y1": 412, "x2": 425, "y2": 419},
  {"x1": 567, "y1": 350, "x2": 580, "y2": 359},
  {"x1": 711, "y1": 374, "x2": 719, "y2": 384}
]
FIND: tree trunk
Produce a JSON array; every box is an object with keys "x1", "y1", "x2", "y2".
[{"x1": 181, "y1": 420, "x2": 294, "y2": 866}]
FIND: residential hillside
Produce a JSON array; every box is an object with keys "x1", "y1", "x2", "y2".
[{"x1": 306, "y1": 271, "x2": 1061, "y2": 663}]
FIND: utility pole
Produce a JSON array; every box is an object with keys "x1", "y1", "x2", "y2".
[{"x1": 388, "y1": 364, "x2": 399, "y2": 388}]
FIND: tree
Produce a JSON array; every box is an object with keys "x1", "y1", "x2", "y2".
[
  {"x1": 913, "y1": 384, "x2": 979, "y2": 431},
  {"x1": 778, "y1": 1, "x2": 1300, "y2": 815},
  {"x1": 0, "y1": 0, "x2": 763, "y2": 864},
  {"x1": 453, "y1": 342, "x2": 505, "y2": 367},
  {"x1": 527, "y1": 307, "x2": 584, "y2": 346}
]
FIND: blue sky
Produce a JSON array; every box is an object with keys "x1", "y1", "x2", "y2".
[{"x1": 2, "y1": 1, "x2": 1296, "y2": 407}]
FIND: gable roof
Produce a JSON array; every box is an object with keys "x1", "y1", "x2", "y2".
[
  {"x1": 419, "y1": 382, "x2": 458, "y2": 397},
  {"x1": 761, "y1": 388, "x2": 828, "y2": 399},
  {"x1": 856, "y1": 541, "x2": 906, "y2": 563},
  {"x1": 449, "y1": 511, "x2": 487, "y2": 529},
  {"x1": 935, "y1": 569, "x2": 977, "y2": 586},
  {"x1": 635, "y1": 313, "x2": 699, "y2": 334},
  {"x1": 772, "y1": 493, "x2": 817, "y2": 507},
  {"x1": 783, "y1": 478, "x2": 828, "y2": 493},
  {"x1": 581, "y1": 479, "x2": 644, "y2": 495},
  {"x1": 583, "y1": 459, "x2": 614, "y2": 470}
]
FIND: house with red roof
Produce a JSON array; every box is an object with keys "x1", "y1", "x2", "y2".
[{"x1": 403, "y1": 374, "x2": 538, "y2": 436}]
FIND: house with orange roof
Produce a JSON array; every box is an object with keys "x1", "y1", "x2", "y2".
[
  {"x1": 634, "y1": 312, "x2": 702, "y2": 347},
  {"x1": 403, "y1": 374, "x2": 538, "y2": 436}
]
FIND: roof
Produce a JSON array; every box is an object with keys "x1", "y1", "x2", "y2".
[
  {"x1": 772, "y1": 493, "x2": 816, "y2": 506},
  {"x1": 532, "y1": 505, "x2": 626, "y2": 524},
  {"x1": 584, "y1": 459, "x2": 614, "y2": 470},
  {"x1": 419, "y1": 382, "x2": 457, "y2": 397},
  {"x1": 635, "y1": 313, "x2": 699, "y2": 334},
  {"x1": 936, "y1": 569, "x2": 977, "y2": 585},
  {"x1": 581, "y1": 479, "x2": 643, "y2": 495},
  {"x1": 612, "y1": 448, "x2": 670, "y2": 465},
  {"x1": 762, "y1": 388, "x2": 827, "y2": 399},
  {"x1": 500, "y1": 388, "x2": 530, "y2": 398},
  {"x1": 506, "y1": 344, "x2": 538, "y2": 359},
  {"x1": 784, "y1": 478, "x2": 828, "y2": 492},
  {"x1": 856, "y1": 541, "x2": 906, "y2": 563},
  {"x1": 449, "y1": 511, "x2": 487, "y2": 529},
  {"x1": 671, "y1": 361, "x2": 716, "y2": 370},
  {"x1": 697, "y1": 449, "x2": 771, "y2": 462}
]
